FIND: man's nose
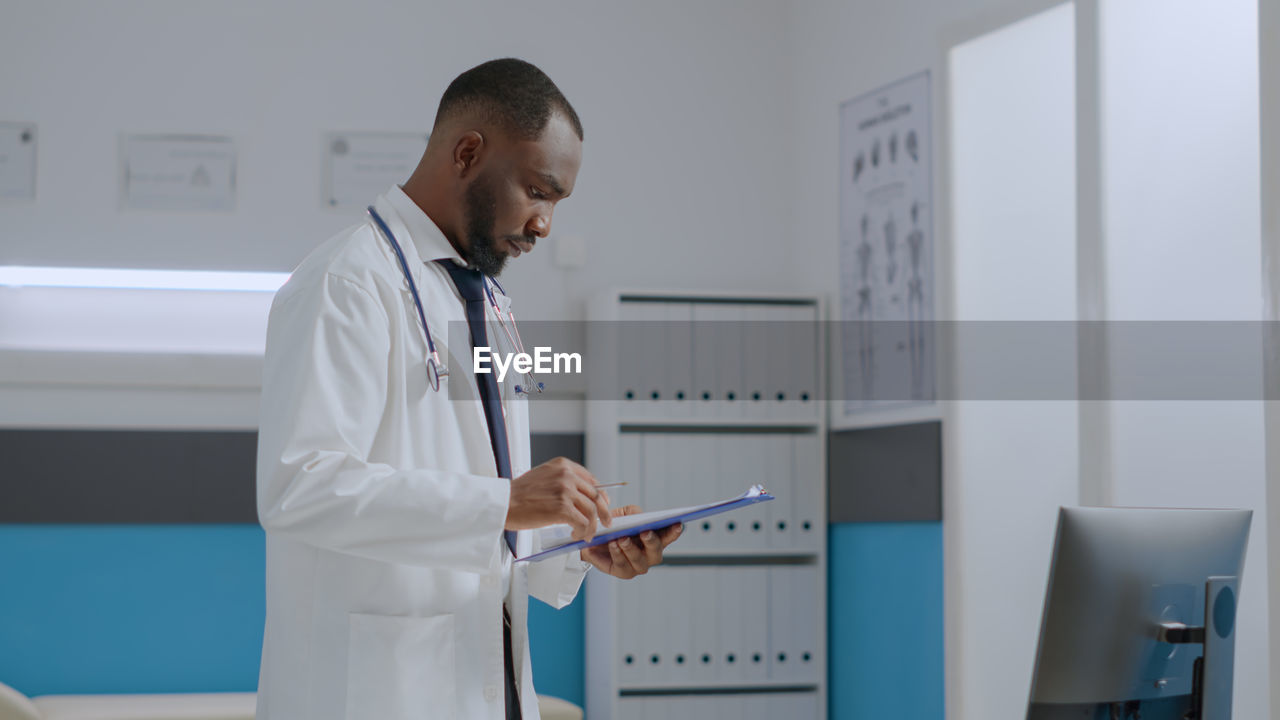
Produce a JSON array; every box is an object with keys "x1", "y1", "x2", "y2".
[{"x1": 527, "y1": 210, "x2": 552, "y2": 239}]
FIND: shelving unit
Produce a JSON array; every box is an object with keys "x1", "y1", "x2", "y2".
[{"x1": 585, "y1": 290, "x2": 827, "y2": 720}]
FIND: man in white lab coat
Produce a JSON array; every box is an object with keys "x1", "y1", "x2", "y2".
[{"x1": 255, "y1": 59, "x2": 682, "y2": 720}]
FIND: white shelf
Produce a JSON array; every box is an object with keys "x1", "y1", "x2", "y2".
[
  {"x1": 660, "y1": 549, "x2": 821, "y2": 561},
  {"x1": 614, "y1": 416, "x2": 821, "y2": 430},
  {"x1": 618, "y1": 681, "x2": 822, "y2": 693},
  {"x1": 585, "y1": 290, "x2": 828, "y2": 720}
]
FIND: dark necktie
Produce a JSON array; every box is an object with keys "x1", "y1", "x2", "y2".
[
  {"x1": 437, "y1": 260, "x2": 523, "y2": 719},
  {"x1": 436, "y1": 260, "x2": 519, "y2": 556}
]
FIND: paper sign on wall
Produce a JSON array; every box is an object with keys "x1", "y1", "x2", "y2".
[
  {"x1": 324, "y1": 132, "x2": 429, "y2": 209},
  {"x1": 120, "y1": 135, "x2": 236, "y2": 212},
  {"x1": 0, "y1": 122, "x2": 37, "y2": 202}
]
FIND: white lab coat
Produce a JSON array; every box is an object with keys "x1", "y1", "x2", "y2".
[{"x1": 255, "y1": 187, "x2": 589, "y2": 720}]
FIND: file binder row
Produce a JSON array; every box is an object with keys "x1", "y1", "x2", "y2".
[
  {"x1": 616, "y1": 566, "x2": 822, "y2": 688},
  {"x1": 612, "y1": 433, "x2": 823, "y2": 554},
  {"x1": 616, "y1": 300, "x2": 819, "y2": 420},
  {"x1": 616, "y1": 691, "x2": 819, "y2": 720}
]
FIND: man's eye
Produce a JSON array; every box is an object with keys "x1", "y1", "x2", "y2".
[{"x1": 529, "y1": 187, "x2": 547, "y2": 200}]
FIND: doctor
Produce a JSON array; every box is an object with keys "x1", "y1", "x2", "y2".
[{"x1": 255, "y1": 59, "x2": 682, "y2": 720}]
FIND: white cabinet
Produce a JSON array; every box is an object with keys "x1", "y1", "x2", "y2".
[{"x1": 586, "y1": 291, "x2": 828, "y2": 720}]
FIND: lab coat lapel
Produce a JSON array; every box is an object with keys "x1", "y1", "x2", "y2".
[
  {"x1": 376, "y1": 194, "x2": 500, "y2": 480},
  {"x1": 372, "y1": 195, "x2": 433, "y2": 292}
]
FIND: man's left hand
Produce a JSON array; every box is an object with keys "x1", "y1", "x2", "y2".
[{"x1": 580, "y1": 505, "x2": 683, "y2": 579}]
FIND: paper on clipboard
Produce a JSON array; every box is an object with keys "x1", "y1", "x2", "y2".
[{"x1": 516, "y1": 484, "x2": 775, "y2": 562}]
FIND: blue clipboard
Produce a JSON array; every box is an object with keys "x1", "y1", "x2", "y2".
[{"x1": 516, "y1": 485, "x2": 775, "y2": 562}]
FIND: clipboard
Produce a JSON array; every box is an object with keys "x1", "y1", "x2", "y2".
[{"x1": 516, "y1": 485, "x2": 775, "y2": 562}]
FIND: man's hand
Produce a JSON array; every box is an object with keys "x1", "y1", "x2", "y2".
[
  {"x1": 506, "y1": 457, "x2": 612, "y2": 542},
  {"x1": 580, "y1": 505, "x2": 683, "y2": 579}
]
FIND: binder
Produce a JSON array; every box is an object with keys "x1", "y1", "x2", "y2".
[
  {"x1": 714, "y1": 695, "x2": 745, "y2": 720},
  {"x1": 742, "y1": 305, "x2": 771, "y2": 420},
  {"x1": 649, "y1": 302, "x2": 675, "y2": 419},
  {"x1": 690, "y1": 566, "x2": 719, "y2": 685},
  {"x1": 690, "y1": 696, "x2": 719, "y2": 719},
  {"x1": 633, "y1": 570, "x2": 658, "y2": 687},
  {"x1": 741, "y1": 435, "x2": 769, "y2": 552},
  {"x1": 616, "y1": 301, "x2": 646, "y2": 415},
  {"x1": 615, "y1": 698, "x2": 643, "y2": 720},
  {"x1": 690, "y1": 303, "x2": 722, "y2": 419},
  {"x1": 643, "y1": 433, "x2": 669, "y2": 511},
  {"x1": 681, "y1": 436, "x2": 711, "y2": 554},
  {"x1": 625, "y1": 301, "x2": 669, "y2": 419},
  {"x1": 617, "y1": 434, "x2": 643, "y2": 517},
  {"x1": 665, "y1": 302, "x2": 694, "y2": 419},
  {"x1": 716, "y1": 435, "x2": 746, "y2": 548},
  {"x1": 617, "y1": 566, "x2": 640, "y2": 687},
  {"x1": 664, "y1": 568, "x2": 695, "y2": 684},
  {"x1": 759, "y1": 305, "x2": 792, "y2": 420},
  {"x1": 692, "y1": 434, "x2": 720, "y2": 555},
  {"x1": 741, "y1": 567, "x2": 770, "y2": 684},
  {"x1": 787, "y1": 304, "x2": 819, "y2": 419},
  {"x1": 713, "y1": 303, "x2": 746, "y2": 419},
  {"x1": 768, "y1": 565, "x2": 796, "y2": 682},
  {"x1": 792, "y1": 565, "x2": 822, "y2": 683},
  {"x1": 696, "y1": 434, "x2": 720, "y2": 552},
  {"x1": 716, "y1": 565, "x2": 746, "y2": 683},
  {"x1": 663, "y1": 434, "x2": 693, "y2": 531},
  {"x1": 765, "y1": 693, "x2": 819, "y2": 719},
  {"x1": 793, "y1": 433, "x2": 822, "y2": 552},
  {"x1": 766, "y1": 433, "x2": 794, "y2": 550}
]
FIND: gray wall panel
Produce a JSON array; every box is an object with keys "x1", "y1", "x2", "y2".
[
  {"x1": 827, "y1": 421, "x2": 942, "y2": 523},
  {"x1": 1, "y1": 430, "x2": 588, "y2": 523},
  {"x1": 0, "y1": 429, "x2": 258, "y2": 523}
]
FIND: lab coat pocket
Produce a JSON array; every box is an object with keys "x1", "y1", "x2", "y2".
[{"x1": 345, "y1": 612, "x2": 456, "y2": 720}]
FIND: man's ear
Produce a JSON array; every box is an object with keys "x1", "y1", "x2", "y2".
[{"x1": 453, "y1": 130, "x2": 485, "y2": 178}]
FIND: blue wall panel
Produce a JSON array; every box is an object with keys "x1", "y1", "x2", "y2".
[
  {"x1": 828, "y1": 522, "x2": 944, "y2": 720},
  {"x1": 527, "y1": 592, "x2": 586, "y2": 706},
  {"x1": 0, "y1": 525, "x2": 266, "y2": 696},
  {"x1": 2, "y1": 523, "x2": 943, "y2": 717},
  {"x1": 0, "y1": 525, "x2": 586, "y2": 707}
]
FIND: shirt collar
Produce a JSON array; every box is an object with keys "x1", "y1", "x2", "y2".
[{"x1": 384, "y1": 184, "x2": 465, "y2": 265}]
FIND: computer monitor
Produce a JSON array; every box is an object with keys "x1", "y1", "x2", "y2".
[{"x1": 1027, "y1": 507, "x2": 1251, "y2": 720}]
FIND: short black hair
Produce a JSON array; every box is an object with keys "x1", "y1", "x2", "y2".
[{"x1": 434, "y1": 58, "x2": 583, "y2": 142}]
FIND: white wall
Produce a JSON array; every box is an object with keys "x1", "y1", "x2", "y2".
[
  {"x1": 1099, "y1": 1, "x2": 1270, "y2": 716},
  {"x1": 1260, "y1": 1, "x2": 1280, "y2": 714},
  {"x1": 0, "y1": 0, "x2": 799, "y2": 324},
  {"x1": 0, "y1": 0, "x2": 800, "y2": 431},
  {"x1": 948, "y1": 8, "x2": 1080, "y2": 720},
  {"x1": 788, "y1": 1, "x2": 1079, "y2": 717},
  {"x1": 791, "y1": 0, "x2": 1273, "y2": 718}
]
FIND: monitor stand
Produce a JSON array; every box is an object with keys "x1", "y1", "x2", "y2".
[{"x1": 1157, "y1": 575, "x2": 1238, "y2": 720}]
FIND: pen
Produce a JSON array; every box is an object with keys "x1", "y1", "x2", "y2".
[{"x1": 594, "y1": 482, "x2": 628, "y2": 489}]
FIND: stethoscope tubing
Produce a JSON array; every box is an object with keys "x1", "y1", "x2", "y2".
[
  {"x1": 366, "y1": 205, "x2": 541, "y2": 395},
  {"x1": 367, "y1": 206, "x2": 447, "y2": 390}
]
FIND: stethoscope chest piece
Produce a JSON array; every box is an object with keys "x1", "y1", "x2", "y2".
[{"x1": 426, "y1": 350, "x2": 448, "y2": 392}]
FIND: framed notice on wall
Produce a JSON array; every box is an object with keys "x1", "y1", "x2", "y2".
[
  {"x1": 837, "y1": 71, "x2": 935, "y2": 417},
  {"x1": 324, "y1": 131, "x2": 429, "y2": 209},
  {"x1": 119, "y1": 134, "x2": 237, "y2": 212},
  {"x1": 0, "y1": 122, "x2": 37, "y2": 202}
]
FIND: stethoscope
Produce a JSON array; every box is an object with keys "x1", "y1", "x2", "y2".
[{"x1": 367, "y1": 206, "x2": 543, "y2": 396}]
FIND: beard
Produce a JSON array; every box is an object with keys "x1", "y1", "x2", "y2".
[{"x1": 462, "y1": 172, "x2": 528, "y2": 277}]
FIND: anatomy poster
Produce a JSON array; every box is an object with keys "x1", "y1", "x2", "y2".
[{"x1": 838, "y1": 71, "x2": 934, "y2": 415}]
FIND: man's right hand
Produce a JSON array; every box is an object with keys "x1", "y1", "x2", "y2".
[{"x1": 506, "y1": 457, "x2": 612, "y2": 541}]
